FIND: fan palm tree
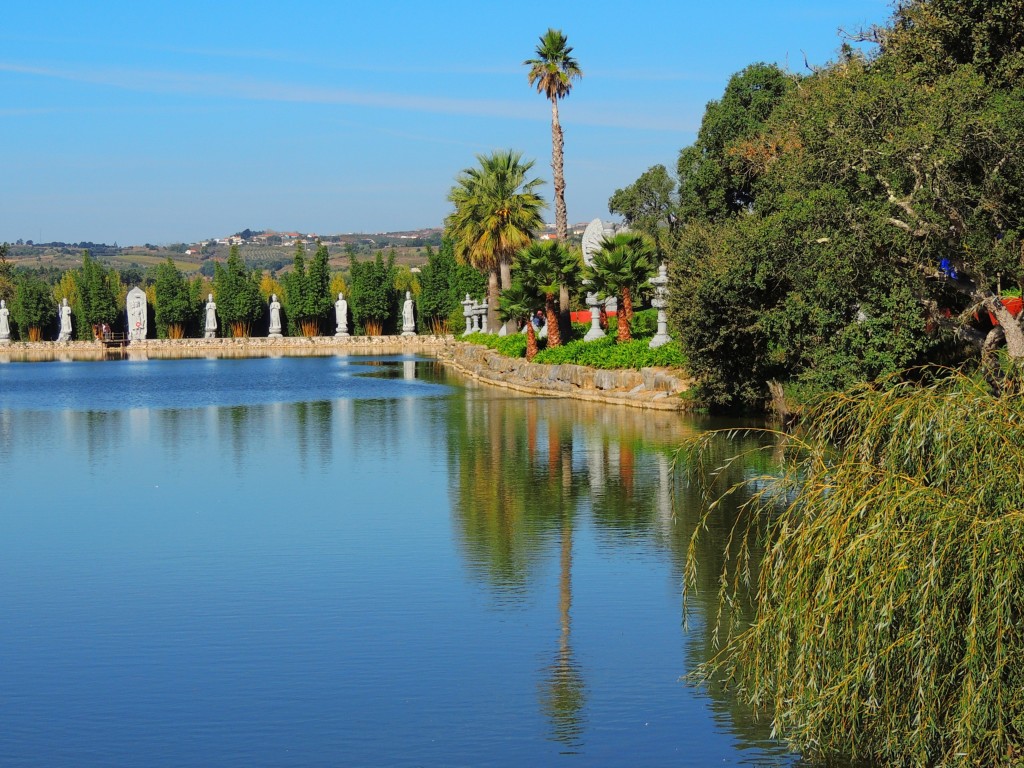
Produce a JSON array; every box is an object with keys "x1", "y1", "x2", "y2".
[
  {"x1": 499, "y1": 281, "x2": 542, "y2": 361},
  {"x1": 525, "y1": 29, "x2": 582, "y2": 338},
  {"x1": 445, "y1": 150, "x2": 546, "y2": 332},
  {"x1": 525, "y1": 28, "x2": 581, "y2": 243},
  {"x1": 586, "y1": 233, "x2": 656, "y2": 342},
  {"x1": 516, "y1": 240, "x2": 581, "y2": 348}
]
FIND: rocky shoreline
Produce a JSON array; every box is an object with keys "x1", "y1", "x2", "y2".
[{"x1": 436, "y1": 342, "x2": 692, "y2": 410}]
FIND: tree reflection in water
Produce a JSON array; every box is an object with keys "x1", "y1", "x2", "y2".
[{"x1": 447, "y1": 393, "x2": 721, "y2": 749}]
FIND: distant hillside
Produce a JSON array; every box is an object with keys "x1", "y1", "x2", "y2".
[{"x1": 3, "y1": 229, "x2": 445, "y2": 277}]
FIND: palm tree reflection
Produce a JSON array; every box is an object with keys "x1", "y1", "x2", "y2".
[
  {"x1": 447, "y1": 394, "x2": 760, "y2": 749},
  {"x1": 538, "y1": 415, "x2": 586, "y2": 749},
  {"x1": 539, "y1": 499, "x2": 586, "y2": 750}
]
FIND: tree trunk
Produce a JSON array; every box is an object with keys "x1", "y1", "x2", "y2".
[
  {"x1": 986, "y1": 296, "x2": 1024, "y2": 359},
  {"x1": 526, "y1": 323, "x2": 538, "y2": 361},
  {"x1": 558, "y1": 282, "x2": 571, "y2": 342},
  {"x1": 499, "y1": 257, "x2": 512, "y2": 291},
  {"x1": 545, "y1": 293, "x2": 562, "y2": 347},
  {"x1": 617, "y1": 289, "x2": 633, "y2": 342},
  {"x1": 551, "y1": 99, "x2": 567, "y2": 242},
  {"x1": 500, "y1": 257, "x2": 517, "y2": 334},
  {"x1": 487, "y1": 268, "x2": 500, "y2": 334}
]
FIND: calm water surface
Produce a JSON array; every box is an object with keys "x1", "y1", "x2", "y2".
[{"x1": 0, "y1": 355, "x2": 796, "y2": 766}]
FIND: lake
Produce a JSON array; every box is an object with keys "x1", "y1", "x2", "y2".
[{"x1": 0, "y1": 354, "x2": 795, "y2": 766}]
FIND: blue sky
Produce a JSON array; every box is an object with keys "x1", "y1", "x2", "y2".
[{"x1": 1, "y1": 0, "x2": 894, "y2": 245}]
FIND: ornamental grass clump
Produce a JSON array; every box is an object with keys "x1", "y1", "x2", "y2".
[{"x1": 682, "y1": 369, "x2": 1024, "y2": 766}]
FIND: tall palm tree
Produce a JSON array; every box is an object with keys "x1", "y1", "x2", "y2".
[
  {"x1": 445, "y1": 150, "x2": 546, "y2": 332},
  {"x1": 586, "y1": 233, "x2": 656, "y2": 342},
  {"x1": 525, "y1": 28, "x2": 581, "y2": 243},
  {"x1": 516, "y1": 240, "x2": 581, "y2": 348},
  {"x1": 526, "y1": 29, "x2": 582, "y2": 338}
]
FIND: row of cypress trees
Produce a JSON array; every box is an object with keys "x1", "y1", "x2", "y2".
[{"x1": 0, "y1": 239, "x2": 494, "y2": 340}]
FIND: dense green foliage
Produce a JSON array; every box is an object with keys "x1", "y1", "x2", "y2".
[
  {"x1": 153, "y1": 258, "x2": 197, "y2": 338},
  {"x1": 533, "y1": 336, "x2": 685, "y2": 369},
  {"x1": 282, "y1": 241, "x2": 332, "y2": 336},
  {"x1": 463, "y1": 331, "x2": 529, "y2": 359},
  {"x1": 498, "y1": 281, "x2": 543, "y2": 360},
  {"x1": 212, "y1": 246, "x2": 264, "y2": 337},
  {"x1": 465, "y1": 330, "x2": 685, "y2": 371},
  {"x1": 514, "y1": 241, "x2": 581, "y2": 347},
  {"x1": 75, "y1": 251, "x2": 118, "y2": 337},
  {"x1": 607, "y1": 164, "x2": 678, "y2": 260},
  {"x1": 417, "y1": 240, "x2": 488, "y2": 334},
  {"x1": 0, "y1": 244, "x2": 14, "y2": 305},
  {"x1": 684, "y1": 370, "x2": 1024, "y2": 765},
  {"x1": 648, "y1": 0, "x2": 1024, "y2": 409},
  {"x1": 11, "y1": 272, "x2": 54, "y2": 340},
  {"x1": 586, "y1": 233, "x2": 656, "y2": 343},
  {"x1": 676, "y1": 63, "x2": 794, "y2": 223},
  {"x1": 349, "y1": 250, "x2": 397, "y2": 335}
]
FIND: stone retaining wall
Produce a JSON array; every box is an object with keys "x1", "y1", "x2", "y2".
[
  {"x1": 1, "y1": 336, "x2": 693, "y2": 410},
  {"x1": 0, "y1": 335, "x2": 452, "y2": 361},
  {"x1": 436, "y1": 342, "x2": 692, "y2": 410}
]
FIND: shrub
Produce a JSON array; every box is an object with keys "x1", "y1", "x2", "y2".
[
  {"x1": 534, "y1": 337, "x2": 685, "y2": 369},
  {"x1": 493, "y1": 333, "x2": 528, "y2": 358},
  {"x1": 629, "y1": 308, "x2": 659, "y2": 338}
]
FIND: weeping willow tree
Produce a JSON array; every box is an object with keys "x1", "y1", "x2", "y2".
[{"x1": 682, "y1": 369, "x2": 1024, "y2": 766}]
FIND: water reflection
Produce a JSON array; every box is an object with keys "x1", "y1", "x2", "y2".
[
  {"x1": 443, "y1": 391, "x2": 789, "y2": 759},
  {"x1": 0, "y1": 357, "x2": 795, "y2": 766},
  {"x1": 540, "y1": 505, "x2": 585, "y2": 751},
  {"x1": 448, "y1": 393, "x2": 697, "y2": 591}
]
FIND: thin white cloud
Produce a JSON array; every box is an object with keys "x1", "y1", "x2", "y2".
[
  {"x1": 0, "y1": 60, "x2": 693, "y2": 132},
  {"x1": 0, "y1": 33, "x2": 517, "y2": 76}
]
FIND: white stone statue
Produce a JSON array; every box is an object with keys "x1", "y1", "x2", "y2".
[
  {"x1": 0, "y1": 299, "x2": 10, "y2": 342},
  {"x1": 334, "y1": 292, "x2": 349, "y2": 337},
  {"x1": 401, "y1": 290, "x2": 416, "y2": 336},
  {"x1": 268, "y1": 294, "x2": 283, "y2": 338},
  {"x1": 581, "y1": 218, "x2": 606, "y2": 268},
  {"x1": 204, "y1": 294, "x2": 217, "y2": 338},
  {"x1": 57, "y1": 298, "x2": 73, "y2": 341},
  {"x1": 126, "y1": 286, "x2": 147, "y2": 341}
]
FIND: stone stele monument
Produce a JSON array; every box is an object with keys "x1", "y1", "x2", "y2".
[{"x1": 126, "y1": 286, "x2": 148, "y2": 341}]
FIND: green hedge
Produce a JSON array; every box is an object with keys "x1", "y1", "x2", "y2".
[
  {"x1": 534, "y1": 336, "x2": 685, "y2": 369},
  {"x1": 464, "y1": 331, "x2": 686, "y2": 370}
]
